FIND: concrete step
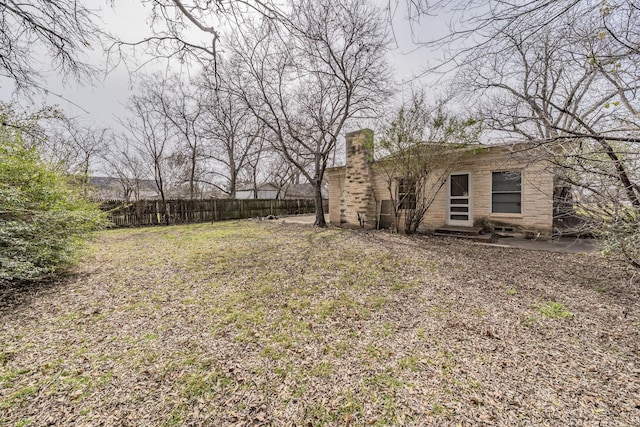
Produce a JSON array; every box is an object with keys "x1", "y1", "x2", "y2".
[
  {"x1": 433, "y1": 226, "x2": 484, "y2": 236},
  {"x1": 433, "y1": 232, "x2": 497, "y2": 242}
]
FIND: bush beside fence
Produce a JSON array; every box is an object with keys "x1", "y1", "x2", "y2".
[{"x1": 100, "y1": 198, "x2": 328, "y2": 227}]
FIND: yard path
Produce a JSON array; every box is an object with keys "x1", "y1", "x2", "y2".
[{"x1": 1, "y1": 221, "x2": 638, "y2": 426}]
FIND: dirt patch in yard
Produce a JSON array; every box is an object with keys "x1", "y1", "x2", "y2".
[{"x1": 1, "y1": 221, "x2": 638, "y2": 426}]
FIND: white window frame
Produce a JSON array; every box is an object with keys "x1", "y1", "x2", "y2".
[{"x1": 491, "y1": 170, "x2": 523, "y2": 215}]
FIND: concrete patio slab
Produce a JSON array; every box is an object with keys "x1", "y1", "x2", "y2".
[
  {"x1": 484, "y1": 236, "x2": 602, "y2": 254},
  {"x1": 277, "y1": 214, "x2": 602, "y2": 254}
]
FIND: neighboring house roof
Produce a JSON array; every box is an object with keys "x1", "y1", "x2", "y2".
[
  {"x1": 283, "y1": 183, "x2": 328, "y2": 199},
  {"x1": 88, "y1": 176, "x2": 118, "y2": 188},
  {"x1": 89, "y1": 176, "x2": 158, "y2": 189},
  {"x1": 235, "y1": 182, "x2": 328, "y2": 199},
  {"x1": 236, "y1": 182, "x2": 280, "y2": 193},
  {"x1": 88, "y1": 176, "x2": 159, "y2": 201}
]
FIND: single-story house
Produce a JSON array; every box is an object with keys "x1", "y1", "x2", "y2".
[{"x1": 326, "y1": 129, "x2": 557, "y2": 237}]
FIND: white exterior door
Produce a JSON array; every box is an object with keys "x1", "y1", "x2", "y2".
[{"x1": 446, "y1": 172, "x2": 473, "y2": 226}]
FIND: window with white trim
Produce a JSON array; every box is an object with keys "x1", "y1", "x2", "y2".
[{"x1": 492, "y1": 171, "x2": 522, "y2": 213}]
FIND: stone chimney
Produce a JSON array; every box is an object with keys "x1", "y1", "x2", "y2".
[{"x1": 339, "y1": 129, "x2": 377, "y2": 229}]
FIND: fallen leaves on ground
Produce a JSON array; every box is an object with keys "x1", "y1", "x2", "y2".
[{"x1": 1, "y1": 221, "x2": 639, "y2": 426}]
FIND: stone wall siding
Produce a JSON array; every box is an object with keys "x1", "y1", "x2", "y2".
[{"x1": 332, "y1": 129, "x2": 379, "y2": 229}]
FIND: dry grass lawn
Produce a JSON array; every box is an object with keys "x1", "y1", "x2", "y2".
[{"x1": 1, "y1": 220, "x2": 639, "y2": 426}]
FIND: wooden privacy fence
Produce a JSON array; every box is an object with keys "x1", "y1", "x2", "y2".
[{"x1": 101, "y1": 198, "x2": 327, "y2": 228}]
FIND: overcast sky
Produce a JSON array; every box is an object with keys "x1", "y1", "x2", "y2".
[{"x1": 0, "y1": 1, "x2": 450, "y2": 132}]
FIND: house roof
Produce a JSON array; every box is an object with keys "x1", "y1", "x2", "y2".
[
  {"x1": 88, "y1": 176, "x2": 160, "y2": 201},
  {"x1": 89, "y1": 176, "x2": 158, "y2": 191},
  {"x1": 284, "y1": 183, "x2": 328, "y2": 199},
  {"x1": 236, "y1": 182, "x2": 280, "y2": 192},
  {"x1": 327, "y1": 139, "x2": 544, "y2": 171},
  {"x1": 235, "y1": 182, "x2": 328, "y2": 199}
]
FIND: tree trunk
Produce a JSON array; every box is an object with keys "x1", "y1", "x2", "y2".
[
  {"x1": 314, "y1": 179, "x2": 326, "y2": 227},
  {"x1": 190, "y1": 151, "x2": 197, "y2": 200},
  {"x1": 229, "y1": 155, "x2": 237, "y2": 199},
  {"x1": 229, "y1": 175, "x2": 236, "y2": 200}
]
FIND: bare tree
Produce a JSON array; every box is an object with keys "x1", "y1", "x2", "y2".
[
  {"x1": 263, "y1": 151, "x2": 311, "y2": 199},
  {"x1": 0, "y1": 101, "x2": 64, "y2": 158},
  {"x1": 122, "y1": 77, "x2": 175, "y2": 221},
  {"x1": 42, "y1": 121, "x2": 110, "y2": 186},
  {"x1": 198, "y1": 72, "x2": 266, "y2": 198},
  {"x1": 228, "y1": 0, "x2": 392, "y2": 226},
  {"x1": 106, "y1": 0, "x2": 289, "y2": 80},
  {"x1": 375, "y1": 92, "x2": 481, "y2": 233},
  {"x1": 237, "y1": 134, "x2": 270, "y2": 199},
  {"x1": 102, "y1": 138, "x2": 148, "y2": 202},
  {"x1": 153, "y1": 75, "x2": 207, "y2": 199},
  {"x1": 0, "y1": 0, "x2": 103, "y2": 91}
]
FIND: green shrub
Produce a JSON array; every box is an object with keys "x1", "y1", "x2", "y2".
[{"x1": 0, "y1": 134, "x2": 107, "y2": 283}]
